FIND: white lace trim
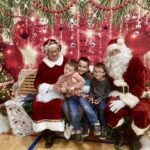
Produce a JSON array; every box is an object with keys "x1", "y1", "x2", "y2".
[
  {"x1": 43, "y1": 55, "x2": 64, "y2": 68},
  {"x1": 33, "y1": 120, "x2": 65, "y2": 132}
]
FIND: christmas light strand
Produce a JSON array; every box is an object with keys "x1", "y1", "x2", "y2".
[{"x1": 0, "y1": 80, "x2": 14, "y2": 88}]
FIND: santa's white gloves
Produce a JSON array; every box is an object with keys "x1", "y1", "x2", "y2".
[
  {"x1": 109, "y1": 100, "x2": 126, "y2": 113},
  {"x1": 38, "y1": 83, "x2": 52, "y2": 95}
]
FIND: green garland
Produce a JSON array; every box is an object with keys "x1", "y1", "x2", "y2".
[{"x1": 0, "y1": 0, "x2": 149, "y2": 36}]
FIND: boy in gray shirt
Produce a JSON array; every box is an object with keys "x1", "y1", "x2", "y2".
[{"x1": 89, "y1": 62, "x2": 111, "y2": 139}]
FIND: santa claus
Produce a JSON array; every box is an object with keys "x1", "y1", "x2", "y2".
[{"x1": 105, "y1": 38, "x2": 150, "y2": 150}]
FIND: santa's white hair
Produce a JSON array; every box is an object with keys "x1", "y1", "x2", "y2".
[{"x1": 105, "y1": 38, "x2": 132, "y2": 86}]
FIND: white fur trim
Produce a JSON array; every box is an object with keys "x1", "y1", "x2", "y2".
[
  {"x1": 108, "y1": 118, "x2": 124, "y2": 129},
  {"x1": 0, "y1": 114, "x2": 10, "y2": 133},
  {"x1": 107, "y1": 38, "x2": 125, "y2": 53},
  {"x1": 108, "y1": 91, "x2": 121, "y2": 97},
  {"x1": 107, "y1": 43, "x2": 120, "y2": 52},
  {"x1": 109, "y1": 91, "x2": 139, "y2": 108},
  {"x1": 38, "y1": 83, "x2": 54, "y2": 92},
  {"x1": 114, "y1": 79, "x2": 127, "y2": 86},
  {"x1": 114, "y1": 118, "x2": 124, "y2": 128},
  {"x1": 120, "y1": 93, "x2": 139, "y2": 108},
  {"x1": 37, "y1": 83, "x2": 64, "y2": 102},
  {"x1": 140, "y1": 134, "x2": 150, "y2": 150},
  {"x1": 131, "y1": 121, "x2": 150, "y2": 136},
  {"x1": 43, "y1": 55, "x2": 64, "y2": 68},
  {"x1": 36, "y1": 91, "x2": 64, "y2": 102},
  {"x1": 38, "y1": 83, "x2": 52, "y2": 94},
  {"x1": 33, "y1": 120, "x2": 64, "y2": 132}
]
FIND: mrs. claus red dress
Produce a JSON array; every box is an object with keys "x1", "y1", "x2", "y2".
[{"x1": 32, "y1": 55, "x2": 67, "y2": 132}]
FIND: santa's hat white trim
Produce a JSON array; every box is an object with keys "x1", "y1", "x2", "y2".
[
  {"x1": 33, "y1": 120, "x2": 64, "y2": 132},
  {"x1": 106, "y1": 38, "x2": 126, "y2": 53},
  {"x1": 43, "y1": 55, "x2": 64, "y2": 68},
  {"x1": 109, "y1": 91, "x2": 139, "y2": 108},
  {"x1": 131, "y1": 121, "x2": 150, "y2": 136}
]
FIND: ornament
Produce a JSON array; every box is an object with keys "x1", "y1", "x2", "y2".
[
  {"x1": 40, "y1": 18, "x2": 48, "y2": 24},
  {"x1": 59, "y1": 26, "x2": 64, "y2": 31},
  {"x1": 33, "y1": 33, "x2": 37, "y2": 38},
  {"x1": 125, "y1": 14, "x2": 131, "y2": 21},
  {"x1": 71, "y1": 42, "x2": 76, "y2": 47},
  {"x1": 3, "y1": 44, "x2": 24, "y2": 70},
  {"x1": 90, "y1": 42, "x2": 95, "y2": 47},
  {"x1": 15, "y1": 21, "x2": 29, "y2": 39},
  {"x1": 125, "y1": 28, "x2": 150, "y2": 56},
  {"x1": 102, "y1": 22, "x2": 109, "y2": 30},
  {"x1": 18, "y1": 26, "x2": 29, "y2": 39}
]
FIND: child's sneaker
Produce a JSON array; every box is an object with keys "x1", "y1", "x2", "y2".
[
  {"x1": 82, "y1": 127, "x2": 90, "y2": 138},
  {"x1": 93, "y1": 124, "x2": 101, "y2": 136},
  {"x1": 99, "y1": 126, "x2": 107, "y2": 140},
  {"x1": 75, "y1": 129, "x2": 83, "y2": 142},
  {"x1": 71, "y1": 129, "x2": 75, "y2": 135},
  {"x1": 64, "y1": 123, "x2": 73, "y2": 140}
]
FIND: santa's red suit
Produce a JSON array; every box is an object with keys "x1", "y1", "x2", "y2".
[
  {"x1": 105, "y1": 57, "x2": 150, "y2": 135},
  {"x1": 32, "y1": 55, "x2": 67, "y2": 132}
]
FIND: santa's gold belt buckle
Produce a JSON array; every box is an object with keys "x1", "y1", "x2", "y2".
[{"x1": 117, "y1": 85, "x2": 129, "y2": 94}]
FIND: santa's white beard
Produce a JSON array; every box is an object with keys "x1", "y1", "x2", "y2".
[{"x1": 106, "y1": 53, "x2": 132, "y2": 81}]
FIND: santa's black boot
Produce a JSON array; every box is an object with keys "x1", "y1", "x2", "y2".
[
  {"x1": 126, "y1": 127, "x2": 141, "y2": 150},
  {"x1": 113, "y1": 124, "x2": 126, "y2": 150}
]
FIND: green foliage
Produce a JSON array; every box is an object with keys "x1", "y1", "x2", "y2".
[{"x1": 0, "y1": 0, "x2": 149, "y2": 36}]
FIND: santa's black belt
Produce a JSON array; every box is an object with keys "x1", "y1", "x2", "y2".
[{"x1": 114, "y1": 85, "x2": 129, "y2": 94}]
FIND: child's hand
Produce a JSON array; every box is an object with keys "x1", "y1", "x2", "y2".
[
  {"x1": 88, "y1": 96, "x2": 94, "y2": 102},
  {"x1": 54, "y1": 83, "x2": 61, "y2": 91},
  {"x1": 68, "y1": 87, "x2": 75, "y2": 93},
  {"x1": 61, "y1": 87, "x2": 67, "y2": 93},
  {"x1": 93, "y1": 99, "x2": 99, "y2": 105},
  {"x1": 76, "y1": 91, "x2": 82, "y2": 96}
]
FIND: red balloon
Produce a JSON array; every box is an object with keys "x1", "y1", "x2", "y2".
[
  {"x1": 125, "y1": 28, "x2": 150, "y2": 56},
  {"x1": 3, "y1": 44, "x2": 24, "y2": 69}
]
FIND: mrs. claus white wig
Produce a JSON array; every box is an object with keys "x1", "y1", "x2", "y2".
[{"x1": 43, "y1": 39, "x2": 61, "y2": 52}]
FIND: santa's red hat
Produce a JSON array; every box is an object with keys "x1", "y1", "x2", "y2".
[{"x1": 106, "y1": 38, "x2": 127, "y2": 53}]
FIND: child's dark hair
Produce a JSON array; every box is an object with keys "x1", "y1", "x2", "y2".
[
  {"x1": 78, "y1": 57, "x2": 90, "y2": 66},
  {"x1": 66, "y1": 59, "x2": 78, "y2": 70},
  {"x1": 94, "y1": 62, "x2": 107, "y2": 75}
]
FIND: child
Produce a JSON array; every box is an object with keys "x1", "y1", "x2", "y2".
[
  {"x1": 88, "y1": 62, "x2": 111, "y2": 139},
  {"x1": 55, "y1": 59, "x2": 100, "y2": 140},
  {"x1": 54, "y1": 59, "x2": 85, "y2": 97}
]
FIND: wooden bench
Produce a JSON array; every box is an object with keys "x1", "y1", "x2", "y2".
[
  {"x1": 12, "y1": 69, "x2": 115, "y2": 142},
  {"x1": 15, "y1": 69, "x2": 37, "y2": 96}
]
